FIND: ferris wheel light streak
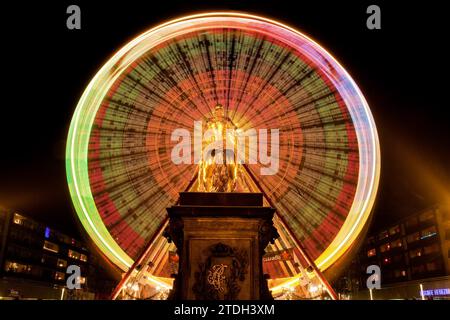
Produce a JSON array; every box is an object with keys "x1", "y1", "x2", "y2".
[{"x1": 66, "y1": 12, "x2": 380, "y2": 274}]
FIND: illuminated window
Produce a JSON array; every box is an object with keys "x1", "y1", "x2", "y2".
[
  {"x1": 13, "y1": 213, "x2": 25, "y2": 225},
  {"x1": 389, "y1": 225, "x2": 400, "y2": 236},
  {"x1": 68, "y1": 249, "x2": 81, "y2": 260},
  {"x1": 80, "y1": 254, "x2": 88, "y2": 262},
  {"x1": 394, "y1": 269, "x2": 407, "y2": 278},
  {"x1": 409, "y1": 248, "x2": 422, "y2": 258},
  {"x1": 43, "y1": 240, "x2": 59, "y2": 253},
  {"x1": 367, "y1": 248, "x2": 376, "y2": 257},
  {"x1": 420, "y1": 226, "x2": 437, "y2": 239},
  {"x1": 79, "y1": 276, "x2": 86, "y2": 285},
  {"x1": 380, "y1": 243, "x2": 391, "y2": 253},
  {"x1": 391, "y1": 239, "x2": 402, "y2": 248},
  {"x1": 4, "y1": 260, "x2": 32, "y2": 274},
  {"x1": 54, "y1": 271, "x2": 65, "y2": 281},
  {"x1": 57, "y1": 259, "x2": 67, "y2": 268}
]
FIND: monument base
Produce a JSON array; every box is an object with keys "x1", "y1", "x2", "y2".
[{"x1": 165, "y1": 192, "x2": 279, "y2": 300}]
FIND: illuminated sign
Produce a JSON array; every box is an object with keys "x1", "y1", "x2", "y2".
[
  {"x1": 263, "y1": 249, "x2": 294, "y2": 262},
  {"x1": 422, "y1": 288, "x2": 450, "y2": 296}
]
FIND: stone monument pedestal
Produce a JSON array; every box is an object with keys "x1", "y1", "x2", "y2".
[{"x1": 164, "y1": 192, "x2": 278, "y2": 300}]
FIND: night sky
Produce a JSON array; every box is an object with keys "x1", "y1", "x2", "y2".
[{"x1": 1, "y1": 0, "x2": 448, "y2": 239}]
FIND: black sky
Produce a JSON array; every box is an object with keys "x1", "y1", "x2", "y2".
[{"x1": 1, "y1": 0, "x2": 449, "y2": 238}]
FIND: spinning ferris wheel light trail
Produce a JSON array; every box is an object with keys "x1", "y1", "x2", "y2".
[{"x1": 66, "y1": 12, "x2": 380, "y2": 299}]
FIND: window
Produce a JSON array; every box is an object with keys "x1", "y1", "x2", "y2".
[
  {"x1": 54, "y1": 232, "x2": 71, "y2": 246},
  {"x1": 367, "y1": 236, "x2": 376, "y2": 245},
  {"x1": 389, "y1": 225, "x2": 401, "y2": 236},
  {"x1": 406, "y1": 217, "x2": 418, "y2": 229},
  {"x1": 367, "y1": 248, "x2": 376, "y2": 257},
  {"x1": 68, "y1": 249, "x2": 81, "y2": 260},
  {"x1": 407, "y1": 232, "x2": 420, "y2": 244},
  {"x1": 12, "y1": 214, "x2": 39, "y2": 231},
  {"x1": 5, "y1": 261, "x2": 42, "y2": 277},
  {"x1": 57, "y1": 259, "x2": 67, "y2": 268},
  {"x1": 426, "y1": 262, "x2": 439, "y2": 272},
  {"x1": 409, "y1": 248, "x2": 422, "y2": 258},
  {"x1": 13, "y1": 213, "x2": 26, "y2": 225},
  {"x1": 68, "y1": 249, "x2": 88, "y2": 262},
  {"x1": 378, "y1": 230, "x2": 389, "y2": 240},
  {"x1": 79, "y1": 276, "x2": 86, "y2": 285},
  {"x1": 394, "y1": 269, "x2": 407, "y2": 278},
  {"x1": 54, "y1": 271, "x2": 65, "y2": 281},
  {"x1": 419, "y1": 210, "x2": 434, "y2": 222},
  {"x1": 391, "y1": 239, "x2": 403, "y2": 248},
  {"x1": 380, "y1": 243, "x2": 391, "y2": 253},
  {"x1": 41, "y1": 254, "x2": 57, "y2": 266},
  {"x1": 412, "y1": 264, "x2": 426, "y2": 274},
  {"x1": 423, "y1": 243, "x2": 440, "y2": 255},
  {"x1": 420, "y1": 226, "x2": 437, "y2": 239},
  {"x1": 61, "y1": 234, "x2": 72, "y2": 245},
  {"x1": 43, "y1": 240, "x2": 59, "y2": 253},
  {"x1": 4, "y1": 261, "x2": 31, "y2": 274}
]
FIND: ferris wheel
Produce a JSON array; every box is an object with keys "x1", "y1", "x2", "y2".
[{"x1": 66, "y1": 13, "x2": 380, "y2": 294}]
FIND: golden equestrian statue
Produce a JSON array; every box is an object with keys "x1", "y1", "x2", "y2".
[{"x1": 197, "y1": 104, "x2": 242, "y2": 192}]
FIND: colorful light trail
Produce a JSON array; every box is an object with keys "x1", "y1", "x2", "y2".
[{"x1": 66, "y1": 12, "x2": 380, "y2": 274}]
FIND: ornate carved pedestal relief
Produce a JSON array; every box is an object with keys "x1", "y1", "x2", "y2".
[{"x1": 164, "y1": 192, "x2": 279, "y2": 300}]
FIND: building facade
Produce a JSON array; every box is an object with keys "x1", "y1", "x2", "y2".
[
  {"x1": 0, "y1": 209, "x2": 91, "y2": 299},
  {"x1": 339, "y1": 205, "x2": 450, "y2": 299}
]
